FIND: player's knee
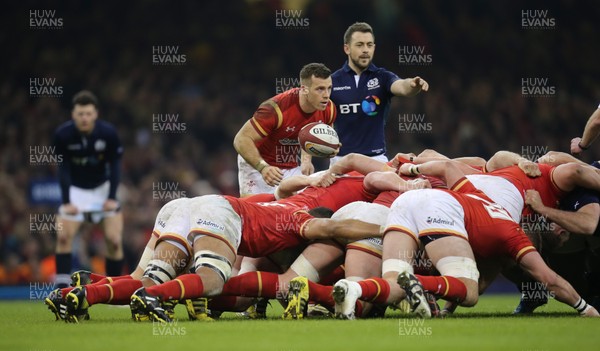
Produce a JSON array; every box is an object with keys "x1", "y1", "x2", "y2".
[
  {"x1": 56, "y1": 232, "x2": 75, "y2": 248},
  {"x1": 143, "y1": 259, "x2": 178, "y2": 285},
  {"x1": 194, "y1": 250, "x2": 233, "y2": 296},
  {"x1": 460, "y1": 279, "x2": 480, "y2": 307},
  {"x1": 104, "y1": 235, "x2": 122, "y2": 254},
  {"x1": 194, "y1": 268, "x2": 226, "y2": 296}
]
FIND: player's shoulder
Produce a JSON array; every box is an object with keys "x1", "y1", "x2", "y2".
[
  {"x1": 54, "y1": 120, "x2": 76, "y2": 137},
  {"x1": 95, "y1": 119, "x2": 117, "y2": 130},
  {"x1": 369, "y1": 63, "x2": 400, "y2": 80},
  {"x1": 272, "y1": 88, "x2": 300, "y2": 105},
  {"x1": 94, "y1": 120, "x2": 119, "y2": 136},
  {"x1": 331, "y1": 67, "x2": 346, "y2": 79}
]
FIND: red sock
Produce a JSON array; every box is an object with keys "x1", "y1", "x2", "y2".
[
  {"x1": 89, "y1": 272, "x2": 106, "y2": 283},
  {"x1": 415, "y1": 274, "x2": 467, "y2": 302},
  {"x1": 307, "y1": 281, "x2": 334, "y2": 308},
  {"x1": 146, "y1": 274, "x2": 204, "y2": 301},
  {"x1": 319, "y1": 265, "x2": 345, "y2": 286},
  {"x1": 208, "y1": 296, "x2": 239, "y2": 311},
  {"x1": 60, "y1": 287, "x2": 74, "y2": 297},
  {"x1": 355, "y1": 300, "x2": 364, "y2": 317},
  {"x1": 221, "y1": 272, "x2": 279, "y2": 298},
  {"x1": 92, "y1": 275, "x2": 132, "y2": 286},
  {"x1": 358, "y1": 278, "x2": 391, "y2": 304},
  {"x1": 86, "y1": 279, "x2": 142, "y2": 305}
]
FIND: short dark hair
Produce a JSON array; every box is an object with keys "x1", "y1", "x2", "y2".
[
  {"x1": 72, "y1": 90, "x2": 99, "y2": 108},
  {"x1": 308, "y1": 206, "x2": 334, "y2": 219},
  {"x1": 343, "y1": 22, "x2": 374, "y2": 44},
  {"x1": 299, "y1": 63, "x2": 331, "y2": 85}
]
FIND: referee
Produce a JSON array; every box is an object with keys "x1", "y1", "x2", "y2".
[{"x1": 53, "y1": 90, "x2": 124, "y2": 287}]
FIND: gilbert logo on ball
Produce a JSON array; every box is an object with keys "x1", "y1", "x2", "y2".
[
  {"x1": 298, "y1": 122, "x2": 339, "y2": 157},
  {"x1": 361, "y1": 95, "x2": 380, "y2": 116}
]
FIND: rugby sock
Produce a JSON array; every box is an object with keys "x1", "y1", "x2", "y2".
[
  {"x1": 358, "y1": 278, "x2": 391, "y2": 304},
  {"x1": 55, "y1": 253, "x2": 72, "y2": 288},
  {"x1": 105, "y1": 258, "x2": 124, "y2": 276},
  {"x1": 146, "y1": 273, "x2": 204, "y2": 301},
  {"x1": 86, "y1": 279, "x2": 142, "y2": 305},
  {"x1": 319, "y1": 265, "x2": 345, "y2": 286},
  {"x1": 208, "y1": 296, "x2": 239, "y2": 312},
  {"x1": 355, "y1": 300, "x2": 364, "y2": 317},
  {"x1": 573, "y1": 298, "x2": 592, "y2": 315},
  {"x1": 60, "y1": 287, "x2": 74, "y2": 297},
  {"x1": 88, "y1": 272, "x2": 108, "y2": 283},
  {"x1": 92, "y1": 274, "x2": 133, "y2": 285},
  {"x1": 307, "y1": 281, "x2": 334, "y2": 308},
  {"x1": 221, "y1": 271, "x2": 279, "y2": 298},
  {"x1": 415, "y1": 274, "x2": 467, "y2": 302}
]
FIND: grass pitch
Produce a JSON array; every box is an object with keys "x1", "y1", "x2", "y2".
[{"x1": 1, "y1": 294, "x2": 597, "y2": 351}]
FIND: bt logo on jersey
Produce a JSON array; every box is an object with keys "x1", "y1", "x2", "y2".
[
  {"x1": 339, "y1": 95, "x2": 380, "y2": 116},
  {"x1": 361, "y1": 95, "x2": 380, "y2": 116}
]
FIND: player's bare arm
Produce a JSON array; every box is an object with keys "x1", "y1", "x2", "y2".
[
  {"x1": 525, "y1": 189, "x2": 600, "y2": 235},
  {"x1": 390, "y1": 76, "x2": 429, "y2": 97},
  {"x1": 552, "y1": 162, "x2": 600, "y2": 193},
  {"x1": 363, "y1": 171, "x2": 430, "y2": 193},
  {"x1": 537, "y1": 151, "x2": 589, "y2": 167},
  {"x1": 519, "y1": 251, "x2": 599, "y2": 316},
  {"x1": 274, "y1": 175, "x2": 315, "y2": 200},
  {"x1": 329, "y1": 153, "x2": 393, "y2": 175},
  {"x1": 485, "y1": 150, "x2": 541, "y2": 177},
  {"x1": 393, "y1": 149, "x2": 486, "y2": 169},
  {"x1": 234, "y1": 120, "x2": 283, "y2": 185},
  {"x1": 398, "y1": 159, "x2": 475, "y2": 188},
  {"x1": 571, "y1": 106, "x2": 600, "y2": 155},
  {"x1": 302, "y1": 218, "x2": 382, "y2": 241},
  {"x1": 300, "y1": 149, "x2": 314, "y2": 176}
]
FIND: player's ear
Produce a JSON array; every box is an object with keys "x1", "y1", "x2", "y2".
[
  {"x1": 343, "y1": 44, "x2": 350, "y2": 55},
  {"x1": 300, "y1": 85, "x2": 309, "y2": 95}
]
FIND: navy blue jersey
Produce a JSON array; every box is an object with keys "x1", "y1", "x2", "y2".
[
  {"x1": 559, "y1": 161, "x2": 600, "y2": 235},
  {"x1": 53, "y1": 120, "x2": 123, "y2": 203},
  {"x1": 560, "y1": 187, "x2": 600, "y2": 212},
  {"x1": 330, "y1": 61, "x2": 400, "y2": 157}
]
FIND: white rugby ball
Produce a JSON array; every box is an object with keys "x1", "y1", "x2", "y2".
[{"x1": 298, "y1": 122, "x2": 340, "y2": 157}]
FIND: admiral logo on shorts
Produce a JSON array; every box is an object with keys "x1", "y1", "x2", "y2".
[
  {"x1": 196, "y1": 219, "x2": 226, "y2": 233},
  {"x1": 426, "y1": 216, "x2": 455, "y2": 226}
]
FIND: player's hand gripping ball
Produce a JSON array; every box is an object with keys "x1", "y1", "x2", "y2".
[{"x1": 298, "y1": 122, "x2": 340, "y2": 158}]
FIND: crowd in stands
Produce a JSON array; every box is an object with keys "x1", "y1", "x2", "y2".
[{"x1": 1, "y1": 0, "x2": 598, "y2": 284}]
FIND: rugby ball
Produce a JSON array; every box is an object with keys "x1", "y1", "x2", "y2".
[{"x1": 298, "y1": 122, "x2": 340, "y2": 157}]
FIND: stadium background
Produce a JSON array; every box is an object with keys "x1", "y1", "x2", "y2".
[{"x1": 1, "y1": 0, "x2": 599, "y2": 287}]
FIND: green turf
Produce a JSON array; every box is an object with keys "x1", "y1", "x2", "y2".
[{"x1": 1, "y1": 295, "x2": 597, "y2": 351}]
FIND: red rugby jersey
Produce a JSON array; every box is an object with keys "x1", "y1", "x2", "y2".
[
  {"x1": 490, "y1": 164, "x2": 563, "y2": 216},
  {"x1": 250, "y1": 88, "x2": 336, "y2": 169},
  {"x1": 278, "y1": 174, "x2": 377, "y2": 212},
  {"x1": 224, "y1": 196, "x2": 313, "y2": 258},
  {"x1": 445, "y1": 182, "x2": 536, "y2": 262}
]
